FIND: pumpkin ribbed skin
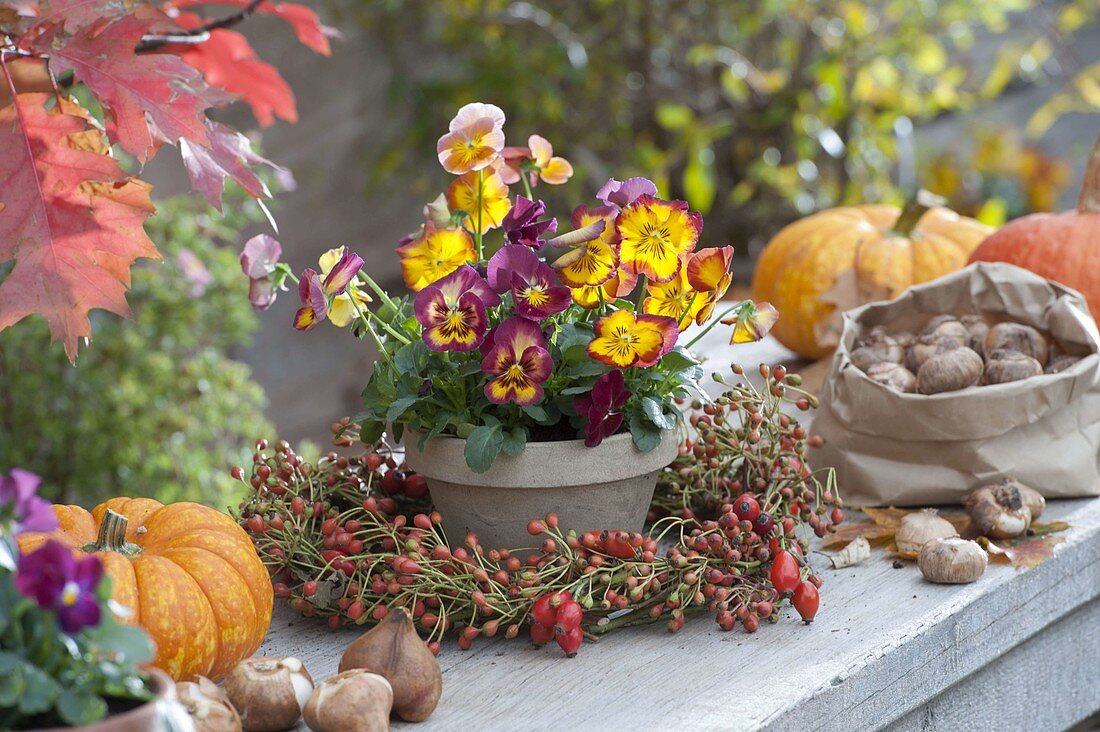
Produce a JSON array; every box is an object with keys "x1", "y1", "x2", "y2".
[
  {"x1": 19, "y1": 498, "x2": 272, "y2": 682},
  {"x1": 752, "y1": 201, "x2": 992, "y2": 359},
  {"x1": 969, "y1": 138, "x2": 1100, "y2": 325}
]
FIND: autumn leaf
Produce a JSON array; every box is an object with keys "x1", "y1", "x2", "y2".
[
  {"x1": 170, "y1": 19, "x2": 297, "y2": 126},
  {"x1": 181, "y1": 120, "x2": 283, "y2": 210},
  {"x1": 821, "y1": 506, "x2": 970, "y2": 549},
  {"x1": 0, "y1": 91, "x2": 158, "y2": 360},
  {"x1": 40, "y1": 14, "x2": 223, "y2": 160},
  {"x1": 983, "y1": 535, "x2": 1067, "y2": 569},
  {"x1": 170, "y1": 0, "x2": 338, "y2": 55}
]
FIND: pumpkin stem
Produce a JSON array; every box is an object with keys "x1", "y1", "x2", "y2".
[
  {"x1": 892, "y1": 189, "x2": 946, "y2": 236},
  {"x1": 93, "y1": 509, "x2": 130, "y2": 552},
  {"x1": 1076, "y1": 136, "x2": 1100, "y2": 214}
]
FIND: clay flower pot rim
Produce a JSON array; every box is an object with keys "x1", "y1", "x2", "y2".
[{"x1": 404, "y1": 428, "x2": 680, "y2": 488}]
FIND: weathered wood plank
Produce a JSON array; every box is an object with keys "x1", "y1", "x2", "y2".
[{"x1": 259, "y1": 499, "x2": 1100, "y2": 731}]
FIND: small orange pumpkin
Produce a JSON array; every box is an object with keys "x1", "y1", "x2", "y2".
[
  {"x1": 19, "y1": 498, "x2": 273, "y2": 681},
  {"x1": 752, "y1": 191, "x2": 992, "y2": 358},
  {"x1": 969, "y1": 137, "x2": 1100, "y2": 323}
]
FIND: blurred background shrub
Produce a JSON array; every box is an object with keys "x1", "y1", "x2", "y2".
[
  {"x1": 348, "y1": 0, "x2": 1098, "y2": 259},
  {"x1": 0, "y1": 192, "x2": 272, "y2": 508}
]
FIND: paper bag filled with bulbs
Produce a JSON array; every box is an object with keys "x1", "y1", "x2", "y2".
[{"x1": 812, "y1": 262, "x2": 1100, "y2": 506}]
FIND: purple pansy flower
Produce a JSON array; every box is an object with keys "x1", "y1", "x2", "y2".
[
  {"x1": 413, "y1": 264, "x2": 501, "y2": 351},
  {"x1": 486, "y1": 245, "x2": 571, "y2": 321},
  {"x1": 573, "y1": 370, "x2": 631, "y2": 447},
  {"x1": 15, "y1": 540, "x2": 103, "y2": 634},
  {"x1": 596, "y1": 177, "x2": 658, "y2": 209},
  {"x1": 240, "y1": 234, "x2": 283, "y2": 311},
  {"x1": 0, "y1": 469, "x2": 56, "y2": 534},
  {"x1": 293, "y1": 247, "x2": 365, "y2": 331},
  {"x1": 481, "y1": 317, "x2": 554, "y2": 406},
  {"x1": 502, "y1": 196, "x2": 557, "y2": 249}
]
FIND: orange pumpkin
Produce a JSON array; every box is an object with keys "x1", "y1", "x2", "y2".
[
  {"x1": 969, "y1": 138, "x2": 1100, "y2": 324},
  {"x1": 19, "y1": 498, "x2": 273, "y2": 681},
  {"x1": 752, "y1": 192, "x2": 992, "y2": 358}
]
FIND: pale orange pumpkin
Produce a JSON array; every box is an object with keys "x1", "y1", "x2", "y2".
[
  {"x1": 19, "y1": 497, "x2": 273, "y2": 681},
  {"x1": 752, "y1": 192, "x2": 992, "y2": 358},
  {"x1": 969, "y1": 138, "x2": 1100, "y2": 324}
]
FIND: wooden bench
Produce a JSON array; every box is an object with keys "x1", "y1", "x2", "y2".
[{"x1": 260, "y1": 334, "x2": 1100, "y2": 730}]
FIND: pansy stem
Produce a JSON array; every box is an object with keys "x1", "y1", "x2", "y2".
[
  {"x1": 475, "y1": 169, "x2": 485, "y2": 261},
  {"x1": 683, "y1": 301, "x2": 746, "y2": 350},
  {"x1": 677, "y1": 292, "x2": 700, "y2": 330},
  {"x1": 636, "y1": 274, "x2": 648, "y2": 311},
  {"x1": 359, "y1": 273, "x2": 397, "y2": 312},
  {"x1": 521, "y1": 173, "x2": 534, "y2": 202},
  {"x1": 348, "y1": 295, "x2": 396, "y2": 359}
]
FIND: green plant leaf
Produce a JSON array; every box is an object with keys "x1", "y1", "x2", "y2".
[
  {"x1": 502, "y1": 426, "x2": 527, "y2": 457},
  {"x1": 464, "y1": 424, "x2": 503, "y2": 473},
  {"x1": 640, "y1": 396, "x2": 676, "y2": 430},
  {"x1": 385, "y1": 395, "x2": 419, "y2": 423},
  {"x1": 628, "y1": 412, "x2": 663, "y2": 452},
  {"x1": 57, "y1": 687, "x2": 108, "y2": 727}
]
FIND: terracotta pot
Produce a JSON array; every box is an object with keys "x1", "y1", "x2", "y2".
[
  {"x1": 34, "y1": 668, "x2": 187, "y2": 732},
  {"x1": 404, "y1": 429, "x2": 679, "y2": 549}
]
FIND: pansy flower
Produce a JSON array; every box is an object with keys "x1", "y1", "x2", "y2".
[
  {"x1": 293, "y1": 247, "x2": 365, "y2": 331},
  {"x1": 502, "y1": 196, "x2": 557, "y2": 249},
  {"x1": 0, "y1": 468, "x2": 56, "y2": 535},
  {"x1": 15, "y1": 540, "x2": 103, "y2": 634},
  {"x1": 487, "y1": 245, "x2": 571, "y2": 320},
  {"x1": 597, "y1": 177, "x2": 658, "y2": 209},
  {"x1": 318, "y1": 247, "x2": 373, "y2": 328},
  {"x1": 643, "y1": 266, "x2": 702, "y2": 331},
  {"x1": 553, "y1": 205, "x2": 620, "y2": 288},
  {"x1": 686, "y1": 246, "x2": 734, "y2": 324},
  {"x1": 572, "y1": 270, "x2": 638, "y2": 309},
  {"x1": 721, "y1": 301, "x2": 779, "y2": 344},
  {"x1": 239, "y1": 234, "x2": 283, "y2": 311},
  {"x1": 497, "y1": 134, "x2": 574, "y2": 187},
  {"x1": 616, "y1": 195, "x2": 702, "y2": 283},
  {"x1": 573, "y1": 369, "x2": 631, "y2": 447},
  {"x1": 397, "y1": 224, "x2": 477, "y2": 291},
  {"x1": 436, "y1": 102, "x2": 506, "y2": 175},
  {"x1": 447, "y1": 170, "x2": 512, "y2": 234},
  {"x1": 414, "y1": 265, "x2": 501, "y2": 351},
  {"x1": 587, "y1": 309, "x2": 678, "y2": 368},
  {"x1": 481, "y1": 317, "x2": 553, "y2": 405}
]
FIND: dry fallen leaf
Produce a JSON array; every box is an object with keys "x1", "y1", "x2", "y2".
[
  {"x1": 822, "y1": 506, "x2": 968, "y2": 550},
  {"x1": 830, "y1": 536, "x2": 871, "y2": 569}
]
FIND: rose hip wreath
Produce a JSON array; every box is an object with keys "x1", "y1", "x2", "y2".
[{"x1": 235, "y1": 364, "x2": 842, "y2": 657}]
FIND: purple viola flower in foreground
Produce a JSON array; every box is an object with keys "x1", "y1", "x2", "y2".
[
  {"x1": 15, "y1": 540, "x2": 103, "y2": 634},
  {"x1": 486, "y1": 245, "x2": 571, "y2": 320},
  {"x1": 414, "y1": 264, "x2": 501, "y2": 351},
  {"x1": 240, "y1": 234, "x2": 283, "y2": 311},
  {"x1": 573, "y1": 369, "x2": 631, "y2": 447},
  {"x1": 596, "y1": 177, "x2": 658, "y2": 209},
  {"x1": 481, "y1": 317, "x2": 554, "y2": 406},
  {"x1": 502, "y1": 196, "x2": 557, "y2": 249},
  {"x1": 293, "y1": 247, "x2": 365, "y2": 331},
  {"x1": 0, "y1": 469, "x2": 56, "y2": 534}
]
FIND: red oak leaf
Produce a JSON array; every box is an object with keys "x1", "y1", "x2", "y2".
[
  {"x1": 170, "y1": 19, "x2": 297, "y2": 126},
  {"x1": 181, "y1": 119, "x2": 283, "y2": 210},
  {"x1": 0, "y1": 92, "x2": 158, "y2": 361},
  {"x1": 170, "y1": 0, "x2": 337, "y2": 55},
  {"x1": 41, "y1": 14, "x2": 226, "y2": 160}
]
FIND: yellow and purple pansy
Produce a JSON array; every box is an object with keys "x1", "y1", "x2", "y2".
[
  {"x1": 481, "y1": 317, "x2": 554, "y2": 406},
  {"x1": 686, "y1": 246, "x2": 734, "y2": 325},
  {"x1": 571, "y1": 269, "x2": 638, "y2": 310},
  {"x1": 615, "y1": 195, "x2": 703, "y2": 283},
  {"x1": 722, "y1": 300, "x2": 780, "y2": 344},
  {"x1": 643, "y1": 265, "x2": 702, "y2": 331},
  {"x1": 293, "y1": 246, "x2": 365, "y2": 331},
  {"x1": 596, "y1": 176, "x2": 658, "y2": 209},
  {"x1": 553, "y1": 204, "x2": 620, "y2": 288},
  {"x1": 414, "y1": 264, "x2": 501, "y2": 351},
  {"x1": 447, "y1": 170, "x2": 512, "y2": 234},
  {"x1": 573, "y1": 369, "x2": 631, "y2": 447},
  {"x1": 587, "y1": 309, "x2": 678, "y2": 368},
  {"x1": 396, "y1": 223, "x2": 477, "y2": 292},
  {"x1": 487, "y1": 244, "x2": 571, "y2": 321}
]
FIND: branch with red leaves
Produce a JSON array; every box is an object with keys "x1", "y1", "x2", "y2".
[{"x1": 0, "y1": 0, "x2": 334, "y2": 360}]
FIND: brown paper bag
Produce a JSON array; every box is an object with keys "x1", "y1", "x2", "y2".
[{"x1": 812, "y1": 262, "x2": 1100, "y2": 506}]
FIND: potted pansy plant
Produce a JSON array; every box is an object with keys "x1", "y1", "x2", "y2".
[
  {"x1": 243, "y1": 103, "x2": 777, "y2": 548},
  {"x1": 0, "y1": 470, "x2": 184, "y2": 730}
]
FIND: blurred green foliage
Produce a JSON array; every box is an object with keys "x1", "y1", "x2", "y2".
[
  {"x1": 349, "y1": 0, "x2": 1098, "y2": 248},
  {"x1": 0, "y1": 193, "x2": 272, "y2": 509}
]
